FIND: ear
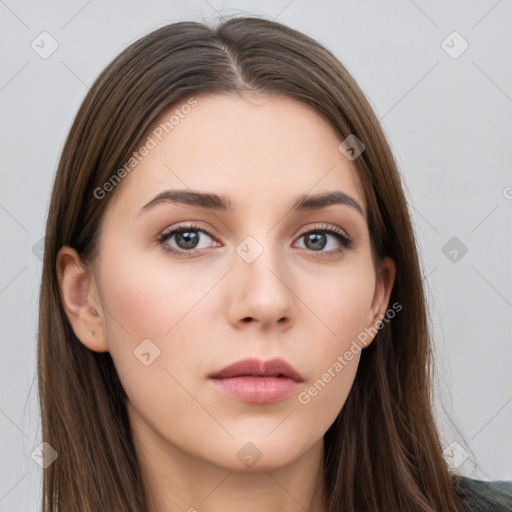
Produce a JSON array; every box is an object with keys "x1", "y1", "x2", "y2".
[
  {"x1": 363, "y1": 256, "x2": 396, "y2": 346},
  {"x1": 56, "y1": 246, "x2": 109, "y2": 352}
]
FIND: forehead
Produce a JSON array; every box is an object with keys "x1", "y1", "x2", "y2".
[{"x1": 106, "y1": 92, "x2": 367, "y2": 217}]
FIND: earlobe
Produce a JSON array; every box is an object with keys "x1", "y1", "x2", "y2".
[{"x1": 56, "y1": 246, "x2": 109, "y2": 352}]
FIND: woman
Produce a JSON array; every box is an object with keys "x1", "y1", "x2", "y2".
[{"x1": 37, "y1": 15, "x2": 512, "y2": 511}]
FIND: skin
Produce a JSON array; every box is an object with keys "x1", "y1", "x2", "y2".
[{"x1": 57, "y1": 92, "x2": 396, "y2": 512}]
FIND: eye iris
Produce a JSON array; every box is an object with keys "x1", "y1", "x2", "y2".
[
  {"x1": 305, "y1": 232, "x2": 326, "y2": 251},
  {"x1": 176, "y1": 230, "x2": 199, "y2": 249}
]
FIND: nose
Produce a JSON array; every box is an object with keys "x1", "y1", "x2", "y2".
[{"x1": 226, "y1": 240, "x2": 296, "y2": 330}]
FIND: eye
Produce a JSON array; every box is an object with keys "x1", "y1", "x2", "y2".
[
  {"x1": 295, "y1": 224, "x2": 353, "y2": 255},
  {"x1": 157, "y1": 223, "x2": 219, "y2": 255},
  {"x1": 157, "y1": 223, "x2": 353, "y2": 257}
]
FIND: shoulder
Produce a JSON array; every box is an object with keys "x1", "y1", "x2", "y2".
[{"x1": 454, "y1": 474, "x2": 512, "y2": 511}]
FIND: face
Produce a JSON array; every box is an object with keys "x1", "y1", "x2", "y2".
[{"x1": 60, "y1": 92, "x2": 395, "y2": 474}]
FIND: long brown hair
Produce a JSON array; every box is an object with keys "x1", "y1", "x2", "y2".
[{"x1": 38, "y1": 15, "x2": 466, "y2": 511}]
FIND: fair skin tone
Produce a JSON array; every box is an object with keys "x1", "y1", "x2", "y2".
[{"x1": 57, "y1": 92, "x2": 395, "y2": 512}]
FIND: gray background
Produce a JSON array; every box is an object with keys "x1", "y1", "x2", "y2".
[{"x1": 1, "y1": 0, "x2": 511, "y2": 509}]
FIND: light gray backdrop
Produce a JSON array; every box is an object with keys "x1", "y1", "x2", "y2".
[{"x1": 1, "y1": 0, "x2": 511, "y2": 509}]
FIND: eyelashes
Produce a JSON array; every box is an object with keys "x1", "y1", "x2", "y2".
[
  {"x1": 156, "y1": 223, "x2": 353, "y2": 257},
  {"x1": 156, "y1": 223, "x2": 218, "y2": 255},
  {"x1": 296, "y1": 225, "x2": 353, "y2": 253}
]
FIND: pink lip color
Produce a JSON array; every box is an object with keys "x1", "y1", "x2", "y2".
[
  {"x1": 208, "y1": 375, "x2": 302, "y2": 404},
  {"x1": 208, "y1": 357, "x2": 304, "y2": 404}
]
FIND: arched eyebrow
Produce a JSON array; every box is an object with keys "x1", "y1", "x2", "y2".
[
  {"x1": 292, "y1": 191, "x2": 364, "y2": 217},
  {"x1": 139, "y1": 190, "x2": 232, "y2": 214},
  {"x1": 138, "y1": 189, "x2": 364, "y2": 218}
]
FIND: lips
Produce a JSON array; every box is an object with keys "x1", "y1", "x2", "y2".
[
  {"x1": 209, "y1": 357, "x2": 305, "y2": 382},
  {"x1": 208, "y1": 357, "x2": 304, "y2": 404}
]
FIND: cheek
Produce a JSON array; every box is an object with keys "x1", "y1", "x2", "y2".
[
  {"x1": 97, "y1": 248, "x2": 215, "y2": 342},
  {"x1": 94, "y1": 253, "x2": 215, "y2": 442},
  {"x1": 95, "y1": 248, "x2": 222, "y2": 388},
  {"x1": 296, "y1": 257, "x2": 376, "y2": 346},
  {"x1": 292, "y1": 258, "x2": 375, "y2": 409},
  {"x1": 297, "y1": 354, "x2": 360, "y2": 433},
  {"x1": 294, "y1": 277, "x2": 369, "y2": 431}
]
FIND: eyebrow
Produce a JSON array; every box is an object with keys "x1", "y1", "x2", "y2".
[{"x1": 139, "y1": 189, "x2": 364, "y2": 217}]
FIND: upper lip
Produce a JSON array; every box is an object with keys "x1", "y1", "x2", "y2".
[{"x1": 209, "y1": 357, "x2": 304, "y2": 382}]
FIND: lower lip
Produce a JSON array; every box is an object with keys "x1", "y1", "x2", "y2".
[{"x1": 208, "y1": 376, "x2": 302, "y2": 404}]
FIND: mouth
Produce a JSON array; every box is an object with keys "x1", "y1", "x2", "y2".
[
  {"x1": 209, "y1": 356, "x2": 304, "y2": 381},
  {"x1": 208, "y1": 357, "x2": 304, "y2": 404}
]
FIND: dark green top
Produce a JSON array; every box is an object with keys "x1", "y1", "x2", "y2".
[{"x1": 455, "y1": 475, "x2": 512, "y2": 511}]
